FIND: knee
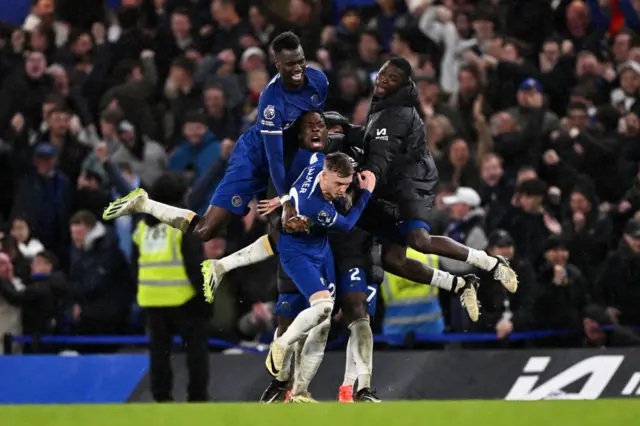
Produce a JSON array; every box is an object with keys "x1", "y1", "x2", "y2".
[
  {"x1": 311, "y1": 298, "x2": 334, "y2": 322},
  {"x1": 342, "y1": 296, "x2": 367, "y2": 323},
  {"x1": 406, "y1": 228, "x2": 431, "y2": 253}
]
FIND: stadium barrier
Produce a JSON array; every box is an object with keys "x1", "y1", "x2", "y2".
[
  {"x1": 1, "y1": 348, "x2": 639, "y2": 404},
  {"x1": 3, "y1": 327, "x2": 601, "y2": 354}
]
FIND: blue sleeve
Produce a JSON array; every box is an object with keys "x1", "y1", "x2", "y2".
[
  {"x1": 313, "y1": 190, "x2": 372, "y2": 232},
  {"x1": 307, "y1": 67, "x2": 329, "y2": 107},
  {"x1": 258, "y1": 88, "x2": 287, "y2": 197}
]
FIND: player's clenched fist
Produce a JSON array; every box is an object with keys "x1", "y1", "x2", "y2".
[{"x1": 358, "y1": 170, "x2": 376, "y2": 192}]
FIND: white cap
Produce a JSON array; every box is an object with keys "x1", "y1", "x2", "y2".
[
  {"x1": 443, "y1": 187, "x2": 481, "y2": 207},
  {"x1": 241, "y1": 47, "x2": 266, "y2": 64}
]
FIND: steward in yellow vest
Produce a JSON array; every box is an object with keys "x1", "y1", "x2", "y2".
[{"x1": 132, "y1": 173, "x2": 210, "y2": 402}]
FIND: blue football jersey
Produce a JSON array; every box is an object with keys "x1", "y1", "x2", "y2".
[
  {"x1": 254, "y1": 67, "x2": 329, "y2": 198},
  {"x1": 278, "y1": 153, "x2": 373, "y2": 257}
]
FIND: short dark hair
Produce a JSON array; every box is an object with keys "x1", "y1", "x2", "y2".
[
  {"x1": 35, "y1": 250, "x2": 58, "y2": 269},
  {"x1": 567, "y1": 101, "x2": 588, "y2": 112},
  {"x1": 271, "y1": 31, "x2": 301, "y2": 54},
  {"x1": 47, "y1": 105, "x2": 70, "y2": 118},
  {"x1": 70, "y1": 210, "x2": 98, "y2": 228},
  {"x1": 171, "y1": 56, "x2": 196, "y2": 75},
  {"x1": 149, "y1": 172, "x2": 188, "y2": 205},
  {"x1": 324, "y1": 152, "x2": 355, "y2": 178},
  {"x1": 172, "y1": 7, "x2": 190, "y2": 17},
  {"x1": 388, "y1": 56, "x2": 413, "y2": 82}
]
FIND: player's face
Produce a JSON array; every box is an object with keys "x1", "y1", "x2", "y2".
[
  {"x1": 276, "y1": 47, "x2": 306, "y2": 88},
  {"x1": 374, "y1": 62, "x2": 405, "y2": 97},
  {"x1": 299, "y1": 112, "x2": 327, "y2": 151},
  {"x1": 320, "y1": 170, "x2": 353, "y2": 201}
]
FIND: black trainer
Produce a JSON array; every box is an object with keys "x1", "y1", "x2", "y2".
[
  {"x1": 259, "y1": 379, "x2": 289, "y2": 403},
  {"x1": 354, "y1": 387, "x2": 381, "y2": 403}
]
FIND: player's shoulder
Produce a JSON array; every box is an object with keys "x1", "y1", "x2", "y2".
[
  {"x1": 305, "y1": 66, "x2": 328, "y2": 84},
  {"x1": 370, "y1": 105, "x2": 413, "y2": 133},
  {"x1": 305, "y1": 66, "x2": 329, "y2": 95},
  {"x1": 309, "y1": 151, "x2": 325, "y2": 166},
  {"x1": 260, "y1": 76, "x2": 283, "y2": 102}
]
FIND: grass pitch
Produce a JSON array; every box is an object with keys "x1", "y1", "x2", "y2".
[{"x1": 1, "y1": 400, "x2": 637, "y2": 426}]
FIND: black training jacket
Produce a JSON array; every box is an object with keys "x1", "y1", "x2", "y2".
[{"x1": 361, "y1": 82, "x2": 439, "y2": 210}]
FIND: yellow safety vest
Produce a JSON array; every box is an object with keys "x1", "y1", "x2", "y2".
[
  {"x1": 382, "y1": 249, "x2": 440, "y2": 303},
  {"x1": 381, "y1": 249, "x2": 443, "y2": 328},
  {"x1": 132, "y1": 222, "x2": 195, "y2": 308}
]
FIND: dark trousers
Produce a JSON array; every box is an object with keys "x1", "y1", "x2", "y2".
[{"x1": 146, "y1": 299, "x2": 210, "y2": 402}]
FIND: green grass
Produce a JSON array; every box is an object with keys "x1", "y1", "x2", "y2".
[{"x1": 1, "y1": 400, "x2": 637, "y2": 426}]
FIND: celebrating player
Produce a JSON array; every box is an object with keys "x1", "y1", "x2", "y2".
[
  {"x1": 101, "y1": 32, "x2": 328, "y2": 288},
  {"x1": 352, "y1": 57, "x2": 518, "y2": 319},
  {"x1": 264, "y1": 152, "x2": 376, "y2": 383},
  {"x1": 257, "y1": 112, "x2": 382, "y2": 403}
]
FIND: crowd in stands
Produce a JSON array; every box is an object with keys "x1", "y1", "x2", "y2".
[{"x1": 1, "y1": 0, "x2": 640, "y2": 353}]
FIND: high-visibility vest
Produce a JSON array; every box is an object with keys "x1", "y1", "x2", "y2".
[
  {"x1": 132, "y1": 222, "x2": 195, "y2": 308},
  {"x1": 381, "y1": 249, "x2": 445, "y2": 345}
]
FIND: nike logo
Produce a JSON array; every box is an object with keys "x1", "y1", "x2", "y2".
[{"x1": 268, "y1": 352, "x2": 280, "y2": 376}]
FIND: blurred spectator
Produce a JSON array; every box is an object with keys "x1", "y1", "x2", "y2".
[
  {"x1": 11, "y1": 143, "x2": 73, "y2": 267},
  {"x1": 168, "y1": 110, "x2": 221, "y2": 214},
  {"x1": 1, "y1": 235, "x2": 31, "y2": 283},
  {"x1": 534, "y1": 235, "x2": 591, "y2": 347},
  {"x1": 595, "y1": 217, "x2": 640, "y2": 328},
  {"x1": 67, "y1": 210, "x2": 133, "y2": 352},
  {"x1": 499, "y1": 178, "x2": 559, "y2": 262},
  {"x1": 439, "y1": 187, "x2": 487, "y2": 275},
  {"x1": 110, "y1": 120, "x2": 167, "y2": 187},
  {"x1": 472, "y1": 230, "x2": 537, "y2": 344},
  {"x1": 10, "y1": 216, "x2": 45, "y2": 260},
  {"x1": 0, "y1": 252, "x2": 23, "y2": 354},
  {"x1": 0, "y1": 251, "x2": 65, "y2": 352}
]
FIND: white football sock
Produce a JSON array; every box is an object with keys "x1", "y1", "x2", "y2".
[
  {"x1": 430, "y1": 269, "x2": 455, "y2": 291},
  {"x1": 293, "y1": 333, "x2": 307, "y2": 384},
  {"x1": 342, "y1": 333, "x2": 357, "y2": 387},
  {"x1": 217, "y1": 235, "x2": 274, "y2": 272},
  {"x1": 291, "y1": 319, "x2": 330, "y2": 395},
  {"x1": 144, "y1": 199, "x2": 197, "y2": 233},
  {"x1": 348, "y1": 318, "x2": 373, "y2": 391},
  {"x1": 277, "y1": 299, "x2": 333, "y2": 347},
  {"x1": 466, "y1": 248, "x2": 498, "y2": 271}
]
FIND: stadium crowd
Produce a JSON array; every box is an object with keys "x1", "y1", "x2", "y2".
[{"x1": 1, "y1": 0, "x2": 640, "y2": 354}]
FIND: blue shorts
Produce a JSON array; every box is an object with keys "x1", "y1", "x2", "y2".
[
  {"x1": 275, "y1": 293, "x2": 308, "y2": 318},
  {"x1": 280, "y1": 249, "x2": 336, "y2": 301},
  {"x1": 337, "y1": 267, "x2": 378, "y2": 317},
  {"x1": 210, "y1": 133, "x2": 268, "y2": 216},
  {"x1": 396, "y1": 220, "x2": 431, "y2": 244}
]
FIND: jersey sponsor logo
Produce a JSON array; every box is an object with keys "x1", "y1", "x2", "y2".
[
  {"x1": 375, "y1": 128, "x2": 388, "y2": 141},
  {"x1": 311, "y1": 93, "x2": 321, "y2": 106},
  {"x1": 231, "y1": 195, "x2": 243, "y2": 207},
  {"x1": 505, "y1": 355, "x2": 625, "y2": 400},
  {"x1": 316, "y1": 210, "x2": 333, "y2": 226},
  {"x1": 263, "y1": 105, "x2": 276, "y2": 120},
  {"x1": 261, "y1": 120, "x2": 274, "y2": 127}
]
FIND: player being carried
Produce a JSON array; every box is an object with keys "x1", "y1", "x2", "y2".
[
  {"x1": 101, "y1": 32, "x2": 328, "y2": 273},
  {"x1": 256, "y1": 111, "x2": 383, "y2": 403},
  {"x1": 264, "y1": 151, "x2": 377, "y2": 390}
]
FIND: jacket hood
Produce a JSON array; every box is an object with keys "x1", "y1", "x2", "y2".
[
  {"x1": 370, "y1": 80, "x2": 419, "y2": 114},
  {"x1": 84, "y1": 221, "x2": 106, "y2": 251}
]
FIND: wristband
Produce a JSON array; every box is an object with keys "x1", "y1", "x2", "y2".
[{"x1": 280, "y1": 195, "x2": 290, "y2": 205}]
